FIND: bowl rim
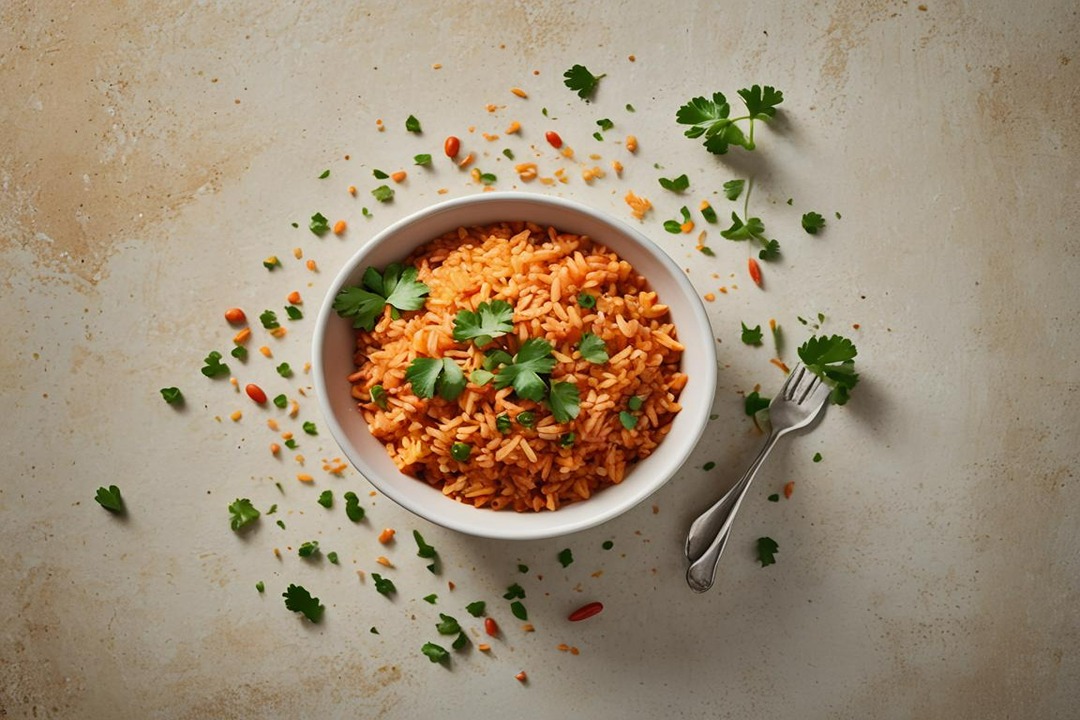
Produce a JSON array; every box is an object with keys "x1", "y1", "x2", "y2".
[{"x1": 312, "y1": 191, "x2": 716, "y2": 539}]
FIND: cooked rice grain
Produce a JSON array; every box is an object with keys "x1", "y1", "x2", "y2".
[{"x1": 349, "y1": 222, "x2": 686, "y2": 512}]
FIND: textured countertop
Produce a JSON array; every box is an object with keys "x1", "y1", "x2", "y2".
[{"x1": 2, "y1": 2, "x2": 1078, "y2": 718}]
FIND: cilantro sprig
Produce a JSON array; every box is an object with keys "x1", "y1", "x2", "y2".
[
  {"x1": 95, "y1": 485, "x2": 124, "y2": 513},
  {"x1": 333, "y1": 263, "x2": 430, "y2": 331},
  {"x1": 563, "y1": 64, "x2": 605, "y2": 101},
  {"x1": 676, "y1": 85, "x2": 784, "y2": 154},
  {"x1": 492, "y1": 338, "x2": 556, "y2": 402},
  {"x1": 406, "y1": 357, "x2": 467, "y2": 401},
  {"x1": 283, "y1": 584, "x2": 324, "y2": 623},
  {"x1": 719, "y1": 179, "x2": 781, "y2": 261},
  {"x1": 757, "y1": 537, "x2": 779, "y2": 567},
  {"x1": 228, "y1": 498, "x2": 260, "y2": 531},
  {"x1": 452, "y1": 300, "x2": 514, "y2": 346},
  {"x1": 797, "y1": 334, "x2": 859, "y2": 405}
]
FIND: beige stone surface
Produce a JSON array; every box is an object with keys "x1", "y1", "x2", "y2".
[{"x1": 1, "y1": 1, "x2": 1077, "y2": 718}]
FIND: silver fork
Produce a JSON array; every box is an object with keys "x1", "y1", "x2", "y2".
[{"x1": 685, "y1": 363, "x2": 832, "y2": 593}]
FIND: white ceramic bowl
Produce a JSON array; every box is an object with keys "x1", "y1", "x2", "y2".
[{"x1": 312, "y1": 192, "x2": 716, "y2": 540}]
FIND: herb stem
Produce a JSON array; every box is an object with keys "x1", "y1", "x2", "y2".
[{"x1": 743, "y1": 177, "x2": 754, "y2": 224}]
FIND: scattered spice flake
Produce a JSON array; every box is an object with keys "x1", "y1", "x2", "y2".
[
  {"x1": 505, "y1": 121, "x2": 521, "y2": 134},
  {"x1": 233, "y1": 328, "x2": 251, "y2": 345},
  {"x1": 332, "y1": 220, "x2": 346, "y2": 235},
  {"x1": 581, "y1": 166, "x2": 605, "y2": 183},
  {"x1": 432, "y1": 62, "x2": 442, "y2": 69},
  {"x1": 458, "y1": 152, "x2": 475, "y2": 168},
  {"x1": 229, "y1": 410, "x2": 242, "y2": 422},
  {"x1": 783, "y1": 481, "x2": 795, "y2": 499},
  {"x1": 625, "y1": 135, "x2": 638, "y2": 153},
  {"x1": 560, "y1": 146, "x2": 575, "y2": 159},
  {"x1": 378, "y1": 528, "x2": 396, "y2": 544},
  {"x1": 485, "y1": 103, "x2": 498, "y2": 113},
  {"x1": 270, "y1": 443, "x2": 281, "y2": 456},
  {"x1": 478, "y1": 643, "x2": 491, "y2": 652},
  {"x1": 375, "y1": 556, "x2": 394, "y2": 567},
  {"x1": 390, "y1": 170, "x2": 407, "y2": 183},
  {"x1": 611, "y1": 159, "x2": 623, "y2": 176},
  {"x1": 770, "y1": 358, "x2": 790, "y2": 373},
  {"x1": 297, "y1": 473, "x2": 314, "y2": 483},
  {"x1": 515, "y1": 162, "x2": 538, "y2": 181},
  {"x1": 703, "y1": 293, "x2": 716, "y2": 302},
  {"x1": 510, "y1": 87, "x2": 527, "y2": 98},
  {"x1": 522, "y1": 623, "x2": 535, "y2": 632},
  {"x1": 624, "y1": 191, "x2": 652, "y2": 220},
  {"x1": 305, "y1": 259, "x2": 318, "y2": 272},
  {"x1": 347, "y1": 185, "x2": 357, "y2": 196},
  {"x1": 515, "y1": 671, "x2": 528, "y2": 683},
  {"x1": 652, "y1": 504, "x2": 660, "y2": 514},
  {"x1": 481, "y1": 132, "x2": 499, "y2": 142}
]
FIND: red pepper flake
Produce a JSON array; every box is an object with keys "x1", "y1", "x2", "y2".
[
  {"x1": 545, "y1": 130, "x2": 563, "y2": 149},
  {"x1": 568, "y1": 601, "x2": 604, "y2": 622},
  {"x1": 748, "y1": 257, "x2": 763, "y2": 287},
  {"x1": 515, "y1": 671, "x2": 528, "y2": 683},
  {"x1": 783, "y1": 481, "x2": 795, "y2": 499},
  {"x1": 484, "y1": 617, "x2": 499, "y2": 637}
]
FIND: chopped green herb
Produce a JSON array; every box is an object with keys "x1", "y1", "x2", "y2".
[
  {"x1": 547, "y1": 381, "x2": 580, "y2": 423},
  {"x1": 563, "y1": 64, "x2": 606, "y2": 101},
  {"x1": 619, "y1": 411, "x2": 638, "y2": 430},
  {"x1": 436, "y1": 613, "x2": 461, "y2": 635},
  {"x1": 515, "y1": 411, "x2": 536, "y2": 429},
  {"x1": 276, "y1": 519, "x2": 286, "y2": 529},
  {"x1": 414, "y1": 153, "x2": 432, "y2": 166},
  {"x1": 557, "y1": 548, "x2": 574, "y2": 567},
  {"x1": 465, "y1": 601, "x2": 486, "y2": 617},
  {"x1": 576, "y1": 292, "x2": 597, "y2": 309},
  {"x1": 160, "y1": 387, "x2": 183, "y2": 405},
  {"x1": 285, "y1": 305, "x2": 303, "y2": 320},
  {"x1": 577, "y1": 332, "x2": 609, "y2": 363},
  {"x1": 482, "y1": 349, "x2": 513, "y2": 371},
  {"x1": 272, "y1": 393, "x2": 288, "y2": 408},
  {"x1": 344, "y1": 491, "x2": 365, "y2": 522},
  {"x1": 200, "y1": 351, "x2": 229, "y2": 378},
  {"x1": 625, "y1": 103, "x2": 636, "y2": 112},
  {"x1": 333, "y1": 263, "x2": 430, "y2": 331},
  {"x1": 503, "y1": 583, "x2": 525, "y2": 600},
  {"x1": 421, "y1": 642, "x2": 448, "y2": 663},
  {"x1": 676, "y1": 86, "x2": 784, "y2": 154},
  {"x1": 597, "y1": 118, "x2": 614, "y2": 131},
  {"x1": 256, "y1": 581, "x2": 265, "y2": 593},
  {"x1": 502, "y1": 148, "x2": 515, "y2": 160},
  {"x1": 450, "y1": 442, "x2": 472, "y2": 462},
  {"x1": 414, "y1": 530, "x2": 437, "y2": 559},
  {"x1": 302, "y1": 421, "x2": 318, "y2": 436},
  {"x1": 701, "y1": 203, "x2": 718, "y2": 224},
  {"x1": 327, "y1": 551, "x2": 339, "y2": 564},
  {"x1": 318, "y1": 169, "x2": 330, "y2": 179},
  {"x1": 371, "y1": 573, "x2": 396, "y2": 596},
  {"x1": 276, "y1": 362, "x2": 292, "y2": 378},
  {"x1": 627, "y1": 395, "x2": 644, "y2": 411},
  {"x1": 757, "y1": 536, "x2": 779, "y2": 567},
  {"x1": 284, "y1": 438, "x2": 298, "y2": 450},
  {"x1": 470, "y1": 369, "x2": 495, "y2": 386},
  {"x1": 558, "y1": 432, "x2": 576, "y2": 448},
  {"x1": 230, "y1": 346, "x2": 248, "y2": 361},
  {"x1": 719, "y1": 179, "x2": 781, "y2": 261},
  {"x1": 309, "y1": 212, "x2": 330, "y2": 236},
  {"x1": 452, "y1": 631, "x2": 469, "y2": 650},
  {"x1": 283, "y1": 584, "x2": 324, "y2": 623},
  {"x1": 703, "y1": 461, "x2": 716, "y2": 471},
  {"x1": 659, "y1": 174, "x2": 690, "y2": 192},
  {"x1": 298, "y1": 540, "x2": 320, "y2": 558},
  {"x1": 478, "y1": 172, "x2": 497, "y2": 185},
  {"x1": 592, "y1": 131, "x2": 604, "y2": 141},
  {"x1": 741, "y1": 322, "x2": 763, "y2": 346},
  {"x1": 813, "y1": 452, "x2": 823, "y2": 462},
  {"x1": 495, "y1": 413, "x2": 512, "y2": 434},
  {"x1": 228, "y1": 498, "x2": 260, "y2": 531},
  {"x1": 602, "y1": 540, "x2": 614, "y2": 550},
  {"x1": 699, "y1": 246, "x2": 716, "y2": 257},
  {"x1": 493, "y1": 338, "x2": 555, "y2": 402},
  {"x1": 370, "y1": 627, "x2": 379, "y2": 634},
  {"x1": 517, "y1": 563, "x2": 529, "y2": 573},
  {"x1": 266, "y1": 504, "x2": 277, "y2": 515},
  {"x1": 423, "y1": 594, "x2": 438, "y2": 604},
  {"x1": 94, "y1": 485, "x2": 124, "y2": 513},
  {"x1": 371, "y1": 184, "x2": 394, "y2": 202},
  {"x1": 835, "y1": 211, "x2": 842, "y2": 219},
  {"x1": 405, "y1": 357, "x2": 466, "y2": 401},
  {"x1": 797, "y1": 335, "x2": 860, "y2": 405},
  {"x1": 370, "y1": 385, "x2": 388, "y2": 409},
  {"x1": 663, "y1": 219, "x2": 683, "y2": 234},
  {"x1": 452, "y1": 299, "x2": 514, "y2": 345},
  {"x1": 259, "y1": 310, "x2": 280, "y2": 330},
  {"x1": 723, "y1": 179, "x2": 745, "y2": 201},
  {"x1": 373, "y1": 169, "x2": 389, "y2": 179},
  {"x1": 768, "y1": 493, "x2": 780, "y2": 502},
  {"x1": 405, "y1": 114, "x2": 422, "y2": 133},
  {"x1": 802, "y1": 211, "x2": 826, "y2": 235},
  {"x1": 362, "y1": 207, "x2": 372, "y2": 217},
  {"x1": 317, "y1": 490, "x2": 333, "y2": 508},
  {"x1": 510, "y1": 600, "x2": 528, "y2": 620},
  {"x1": 744, "y1": 391, "x2": 770, "y2": 417}
]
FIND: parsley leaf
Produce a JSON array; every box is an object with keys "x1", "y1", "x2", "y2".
[
  {"x1": 405, "y1": 357, "x2": 466, "y2": 401},
  {"x1": 493, "y1": 338, "x2": 555, "y2": 402},
  {"x1": 405, "y1": 114, "x2": 422, "y2": 133},
  {"x1": 298, "y1": 540, "x2": 319, "y2": 558},
  {"x1": 738, "y1": 85, "x2": 785, "y2": 120},
  {"x1": 259, "y1": 309, "x2": 280, "y2": 329},
  {"x1": 577, "y1": 332, "x2": 609, "y2": 363},
  {"x1": 309, "y1": 212, "x2": 330, "y2": 236},
  {"x1": 510, "y1": 600, "x2": 528, "y2": 620},
  {"x1": 421, "y1": 642, "x2": 448, "y2": 663},
  {"x1": 659, "y1": 174, "x2": 690, "y2": 192},
  {"x1": 741, "y1": 322, "x2": 763, "y2": 346},
  {"x1": 371, "y1": 573, "x2": 396, "y2": 596},
  {"x1": 414, "y1": 530, "x2": 437, "y2": 559},
  {"x1": 563, "y1": 64, "x2": 606, "y2": 101},
  {"x1": 452, "y1": 300, "x2": 514, "y2": 345},
  {"x1": 436, "y1": 613, "x2": 461, "y2": 635},
  {"x1": 466, "y1": 601, "x2": 486, "y2": 617},
  {"x1": 557, "y1": 548, "x2": 574, "y2": 567},
  {"x1": 344, "y1": 491, "x2": 365, "y2": 522},
  {"x1": 547, "y1": 381, "x2": 580, "y2": 423},
  {"x1": 758, "y1": 238, "x2": 781, "y2": 261},
  {"x1": 797, "y1": 335, "x2": 860, "y2": 405},
  {"x1": 200, "y1": 351, "x2": 229, "y2": 378},
  {"x1": 503, "y1": 583, "x2": 526, "y2": 600},
  {"x1": 744, "y1": 391, "x2": 770, "y2": 416},
  {"x1": 94, "y1": 485, "x2": 124, "y2": 513},
  {"x1": 802, "y1": 211, "x2": 826, "y2": 235},
  {"x1": 159, "y1": 387, "x2": 183, "y2": 405},
  {"x1": 757, "y1": 536, "x2": 779, "y2": 567},
  {"x1": 283, "y1": 584, "x2": 324, "y2": 623},
  {"x1": 414, "y1": 153, "x2": 432, "y2": 166},
  {"x1": 317, "y1": 490, "x2": 333, "y2": 508},
  {"x1": 370, "y1": 385, "x2": 388, "y2": 409},
  {"x1": 619, "y1": 411, "x2": 638, "y2": 430},
  {"x1": 371, "y1": 185, "x2": 394, "y2": 202},
  {"x1": 597, "y1": 118, "x2": 614, "y2": 131},
  {"x1": 677, "y1": 86, "x2": 783, "y2": 153},
  {"x1": 228, "y1": 498, "x2": 260, "y2": 531},
  {"x1": 333, "y1": 263, "x2": 430, "y2": 331},
  {"x1": 723, "y1": 179, "x2": 745, "y2": 201}
]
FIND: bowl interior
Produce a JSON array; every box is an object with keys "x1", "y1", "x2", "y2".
[{"x1": 313, "y1": 193, "x2": 716, "y2": 539}]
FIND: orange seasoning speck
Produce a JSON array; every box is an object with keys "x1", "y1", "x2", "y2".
[
  {"x1": 770, "y1": 358, "x2": 790, "y2": 373},
  {"x1": 510, "y1": 87, "x2": 527, "y2": 98},
  {"x1": 375, "y1": 556, "x2": 394, "y2": 568},
  {"x1": 478, "y1": 643, "x2": 491, "y2": 652},
  {"x1": 292, "y1": 247, "x2": 303, "y2": 259},
  {"x1": 259, "y1": 346, "x2": 272, "y2": 358},
  {"x1": 390, "y1": 170, "x2": 407, "y2": 183},
  {"x1": 457, "y1": 152, "x2": 475, "y2": 169},
  {"x1": 229, "y1": 410, "x2": 242, "y2": 422},
  {"x1": 515, "y1": 671, "x2": 528, "y2": 683},
  {"x1": 297, "y1": 473, "x2": 314, "y2": 483},
  {"x1": 305, "y1": 259, "x2": 318, "y2": 272},
  {"x1": 287, "y1": 290, "x2": 302, "y2": 305},
  {"x1": 703, "y1": 293, "x2": 716, "y2": 302},
  {"x1": 783, "y1": 481, "x2": 796, "y2": 499},
  {"x1": 333, "y1": 220, "x2": 347, "y2": 235},
  {"x1": 233, "y1": 328, "x2": 252, "y2": 345},
  {"x1": 625, "y1": 135, "x2": 638, "y2": 153},
  {"x1": 270, "y1": 443, "x2": 281, "y2": 456},
  {"x1": 505, "y1": 121, "x2": 521, "y2": 134},
  {"x1": 377, "y1": 528, "x2": 396, "y2": 544},
  {"x1": 347, "y1": 185, "x2": 357, "y2": 196}
]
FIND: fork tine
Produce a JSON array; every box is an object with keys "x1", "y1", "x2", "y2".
[
  {"x1": 779, "y1": 363, "x2": 805, "y2": 401},
  {"x1": 795, "y1": 373, "x2": 822, "y2": 404}
]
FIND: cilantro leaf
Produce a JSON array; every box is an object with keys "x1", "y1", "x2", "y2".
[
  {"x1": 405, "y1": 357, "x2": 466, "y2": 401},
  {"x1": 372, "y1": 185, "x2": 394, "y2": 202},
  {"x1": 658, "y1": 174, "x2": 690, "y2": 192},
  {"x1": 421, "y1": 642, "x2": 448, "y2": 663},
  {"x1": 577, "y1": 332, "x2": 609, "y2": 363},
  {"x1": 547, "y1": 381, "x2": 580, "y2": 424},
  {"x1": 414, "y1": 153, "x2": 432, "y2": 166},
  {"x1": 452, "y1": 300, "x2": 514, "y2": 345},
  {"x1": 414, "y1": 530, "x2": 437, "y2": 559},
  {"x1": 744, "y1": 391, "x2": 770, "y2": 416},
  {"x1": 344, "y1": 491, "x2": 365, "y2": 522},
  {"x1": 436, "y1": 613, "x2": 461, "y2": 635},
  {"x1": 720, "y1": 212, "x2": 765, "y2": 241},
  {"x1": 228, "y1": 498, "x2": 260, "y2": 531},
  {"x1": 371, "y1": 573, "x2": 396, "y2": 596},
  {"x1": 452, "y1": 631, "x2": 469, "y2": 650},
  {"x1": 723, "y1": 179, "x2": 745, "y2": 201},
  {"x1": 757, "y1": 536, "x2": 779, "y2": 567},
  {"x1": 466, "y1": 601, "x2": 486, "y2": 617},
  {"x1": 283, "y1": 584, "x2": 324, "y2": 623},
  {"x1": 503, "y1": 583, "x2": 526, "y2": 600},
  {"x1": 405, "y1": 114, "x2": 422, "y2": 133},
  {"x1": 298, "y1": 540, "x2": 319, "y2": 558},
  {"x1": 333, "y1": 263, "x2": 430, "y2": 331},
  {"x1": 557, "y1": 548, "x2": 574, "y2": 567},
  {"x1": 95, "y1": 485, "x2": 124, "y2": 513},
  {"x1": 802, "y1": 211, "x2": 826, "y2": 235},
  {"x1": 675, "y1": 93, "x2": 730, "y2": 136},
  {"x1": 619, "y1": 411, "x2": 638, "y2": 430},
  {"x1": 737, "y1": 85, "x2": 784, "y2": 120},
  {"x1": 510, "y1": 600, "x2": 528, "y2": 620},
  {"x1": 200, "y1": 351, "x2": 229, "y2": 378},
  {"x1": 370, "y1": 385, "x2": 388, "y2": 409},
  {"x1": 159, "y1": 387, "x2": 183, "y2": 405},
  {"x1": 797, "y1": 335, "x2": 860, "y2": 405},
  {"x1": 493, "y1": 338, "x2": 555, "y2": 402},
  {"x1": 758, "y1": 239, "x2": 781, "y2": 261},
  {"x1": 563, "y1": 64, "x2": 606, "y2": 101},
  {"x1": 741, "y1": 322, "x2": 763, "y2": 346},
  {"x1": 309, "y1": 212, "x2": 330, "y2": 236},
  {"x1": 317, "y1": 490, "x2": 333, "y2": 508}
]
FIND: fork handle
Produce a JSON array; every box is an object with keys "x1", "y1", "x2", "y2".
[{"x1": 684, "y1": 429, "x2": 782, "y2": 590}]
